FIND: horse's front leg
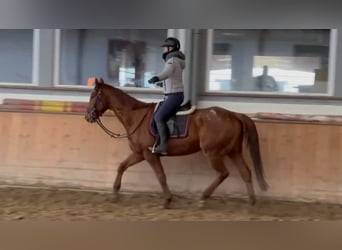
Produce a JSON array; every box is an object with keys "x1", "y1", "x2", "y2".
[
  {"x1": 143, "y1": 150, "x2": 173, "y2": 209},
  {"x1": 112, "y1": 152, "x2": 144, "y2": 202}
]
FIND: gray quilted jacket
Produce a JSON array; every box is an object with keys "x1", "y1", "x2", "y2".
[{"x1": 156, "y1": 51, "x2": 185, "y2": 94}]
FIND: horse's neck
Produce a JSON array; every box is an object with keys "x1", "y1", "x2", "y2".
[
  {"x1": 106, "y1": 87, "x2": 147, "y2": 111},
  {"x1": 105, "y1": 86, "x2": 153, "y2": 129}
]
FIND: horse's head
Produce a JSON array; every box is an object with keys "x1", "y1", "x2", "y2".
[{"x1": 85, "y1": 78, "x2": 108, "y2": 123}]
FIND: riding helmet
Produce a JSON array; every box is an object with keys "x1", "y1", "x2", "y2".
[{"x1": 160, "y1": 37, "x2": 181, "y2": 51}]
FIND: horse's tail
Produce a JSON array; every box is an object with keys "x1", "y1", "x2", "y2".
[{"x1": 237, "y1": 113, "x2": 269, "y2": 191}]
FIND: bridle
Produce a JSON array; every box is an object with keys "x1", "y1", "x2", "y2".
[
  {"x1": 96, "y1": 116, "x2": 147, "y2": 139},
  {"x1": 88, "y1": 88, "x2": 149, "y2": 139}
]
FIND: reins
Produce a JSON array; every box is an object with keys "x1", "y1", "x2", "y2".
[{"x1": 95, "y1": 109, "x2": 149, "y2": 139}]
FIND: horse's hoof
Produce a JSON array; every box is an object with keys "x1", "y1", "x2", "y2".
[
  {"x1": 111, "y1": 194, "x2": 120, "y2": 203},
  {"x1": 163, "y1": 198, "x2": 172, "y2": 209},
  {"x1": 249, "y1": 197, "x2": 256, "y2": 206},
  {"x1": 198, "y1": 199, "x2": 206, "y2": 209}
]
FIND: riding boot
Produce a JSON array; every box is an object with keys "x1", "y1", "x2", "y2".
[{"x1": 151, "y1": 122, "x2": 169, "y2": 155}]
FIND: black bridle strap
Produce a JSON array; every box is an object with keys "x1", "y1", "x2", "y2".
[{"x1": 95, "y1": 109, "x2": 149, "y2": 139}]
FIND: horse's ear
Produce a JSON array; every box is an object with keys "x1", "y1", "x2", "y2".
[
  {"x1": 94, "y1": 78, "x2": 100, "y2": 90},
  {"x1": 92, "y1": 77, "x2": 104, "y2": 90}
]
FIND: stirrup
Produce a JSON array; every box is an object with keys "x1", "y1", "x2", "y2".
[
  {"x1": 148, "y1": 141, "x2": 158, "y2": 152},
  {"x1": 152, "y1": 148, "x2": 168, "y2": 155},
  {"x1": 148, "y1": 143, "x2": 167, "y2": 155}
]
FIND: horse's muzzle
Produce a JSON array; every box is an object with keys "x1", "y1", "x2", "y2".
[{"x1": 85, "y1": 107, "x2": 97, "y2": 123}]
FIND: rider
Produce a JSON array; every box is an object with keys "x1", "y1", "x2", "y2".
[{"x1": 148, "y1": 37, "x2": 186, "y2": 155}]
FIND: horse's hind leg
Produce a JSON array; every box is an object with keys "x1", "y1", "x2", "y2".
[
  {"x1": 200, "y1": 156, "x2": 229, "y2": 206},
  {"x1": 112, "y1": 152, "x2": 144, "y2": 202},
  {"x1": 143, "y1": 150, "x2": 173, "y2": 209},
  {"x1": 230, "y1": 153, "x2": 256, "y2": 205}
]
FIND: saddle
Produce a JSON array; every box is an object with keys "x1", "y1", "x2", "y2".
[
  {"x1": 176, "y1": 100, "x2": 193, "y2": 113},
  {"x1": 150, "y1": 100, "x2": 196, "y2": 138}
]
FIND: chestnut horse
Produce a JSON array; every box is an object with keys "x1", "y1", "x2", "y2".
[{"x1": 85, "y1": 78, "x2": 268, "y2": 208}]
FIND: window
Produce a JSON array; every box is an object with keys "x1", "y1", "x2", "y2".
[
  {"x1": 0, "y1": 29, "x2": 33, "y2": 84},
  {"x1": 57, "y1": 29, "x2": 168, "y2": 88},
  {"x1": 207, "y1": 29, "x2": 332, "y2": 94}
]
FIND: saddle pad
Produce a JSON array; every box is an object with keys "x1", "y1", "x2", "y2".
[{"x1": 149, "y1": 115, "x2": 190, "y2": 138}]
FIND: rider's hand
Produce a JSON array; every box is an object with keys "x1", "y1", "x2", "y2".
[{"x1": 148, "y1": 76, "x2": 159, "y2": 84}]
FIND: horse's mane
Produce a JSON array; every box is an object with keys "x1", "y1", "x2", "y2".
[{"x1": 101, "y1": 83, "x2": 155, "y2": 110}]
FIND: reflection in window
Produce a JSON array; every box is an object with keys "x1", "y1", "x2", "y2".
[
  {"x1": 208, "y1": 42, "x2": 232, "y2": 91},
  {"x1": 0, "y1": 29, "x2": 33, "y2": 84},
  {"x1": 108, "y1": 39, "x2": 147, "y2": 88},
  {"x1": 58, "y1": 29, "x2": 168, "y2": 87},
  {"x1": 253, "y1": 56, "x2": 321, "y2": 92},
  {"x1": 207, "y1": 29, "x2": 331, "y2": 94}
]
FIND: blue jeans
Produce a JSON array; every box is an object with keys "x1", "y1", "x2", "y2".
[{"x1": 154, "y1": 92, "x2": 184, "y2": 123}]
